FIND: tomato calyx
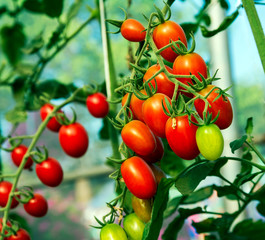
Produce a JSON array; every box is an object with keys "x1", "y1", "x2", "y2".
[
  {"x1": 55, "y1": 107, "x2": 76, "y2": 126},
  {"x1": 0, "y1": 219, "x2": 20, "y2": 238},
  {"x1": 28, "y1": 145, "x2": 48, "y2": 164},
  {"x1": 152, "y1": 2, "x2": 171, "y2": 25},
  {"x1": 106, "y1": 7, "x2": 128, "y2": 34},
  {"x1": 13, "y1": 186, "x2": 34, "y2": 204}
]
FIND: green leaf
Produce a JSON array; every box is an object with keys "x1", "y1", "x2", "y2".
[
  {"x1": 209, "y1": 158, "x2": 228, "y2": 176},
  {"x1": 245, "y1": 117, "x2": 253, "y2": 135},
  {"x1": 5, "y1": 107, "x2": 27, "y2": 124},
  {"x1": 66, "y1": 0, "x2": 82, "y2": 23},
  {"x1": 23, "y1": 0, "x2": 43, "y2": 13},
  {"x1": 213, "y1": 185, "x2": 237, "y2": 198},
  {"x1": 230, "y1": 135, "x2": 247, "y2": 154},
  {"x1": 233, "y1": 219, "x2": 265, "y2": 239},
  {"x1": 43, "y1": 0, "x2": 63, "y2": 18},
  {"x1": 162, "y1": 216, "x2": 185, "y2": 240},
  {"x1": 179, "y1": 207, "x2": 203, "y2": 218},
  {"x1": 180, "y1": 22, "x2": 199, "y2": 42},
  {"x1": 46, "y1": 24, "x2": 65, "y2": 49},
  {"x1": 256, "y1": 202, "x2": 265, "y2": 217},
  {"x1": 182, "y1": 186, "x2": 214, "y2": 204},
  {"x1": 163, "y1": 196, "x2": 182, "y2": 218},
  {"x1": 22, "y1": 33, "x2": 44, "y2": 54},
  {"x1": 99, "y1": 118, "x2": 110, "y2": 140},
  {"x1": 219, "y1": 0, "x2": 229, "y2": 9},
  {"x1": 9, "y1": 213, "x2": 31, "y2": 233},
  {"x1": 192, "y1": 217, "x2": 218, "y2": 234}
]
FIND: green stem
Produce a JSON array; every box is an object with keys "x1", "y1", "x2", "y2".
[
  {"x1": 245, "y1": 141, "x2": 265, "y2": 165},
  {"x1": 222, "y1": 156, "x2": 265, "y2": 171}
]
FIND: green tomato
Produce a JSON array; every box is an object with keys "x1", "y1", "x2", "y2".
[
  {"x1": 196, "y1": 124, "x2": 224, "y2": 161},
  {"x1": 131, "y1": 195, "x2": 152, "y2": 223},
  {"x1": 100, "y1": 223, "x2": 128, "y2": 240},
  {"x1": 123, "y1": 213, "x2": 145, "y2": 240}
]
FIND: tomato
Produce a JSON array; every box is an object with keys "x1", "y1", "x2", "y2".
[
  {"x1": 40, "y1": 103, "x2": 62, "y2": 132},
  {"x1": 7, "y1": 229, "x2": 31, "y2": 240},
  {"x1": 153, "y1": 20, "x2": 187, "y2": 62},
  {"x1": 0, "y1": 181, "x2": 19, "y2": 209},
  {"x1": 173, "y1": 52, "x2": 208, "y2": 98},
  {"x1": 142, "y1": 93, "x2": 171, "y2": 138},
  {"x1": 100, "y1": 223, "x2": 127, "y2": 240},
  {"x1": 121, "y1": 19, "x2": 146, "y2": 42},
  {"x1": 123, "y1": 213, "x2": 145, "y2": 240},
  {"x1": 149, "y1": 164, "x2": 166, "y2": 185},
  {"x1": 194, "y1": 85, "x2": 233, "y2": 130},
  {"x1": 11, "y1": 145, "x2": 33, "y2": 169},
  {"x1": 86, "y1": 93, "x2": 109, "y2": 118},
  {"x1": 59, "y1": 122, "x2": 89, "y2": 158},
  {"x1": 196, "y1": 124, "x2": 224, "y2": 161},
  {"x1": 131, "y1": 196, "x2": 152, "y2": 223},
  {"x1": 121, "y1": 93, "x2": 136, "y2": 119},
  {"x1": 36, "y1": 157, "x2": 63, "y2": 187},
  {"x1": 165, "y1": 115, "x2": 200, "y2": 160},
  {"x1": 121, "y1": 156, "x2": 157, "y2": 199},
  {"x1": 143, "y1": 64, "x2": 175, "y2": 98},
  {"x1": 121, "y1": 120, "x2": 156, "y2": 156},
  {"x1": 24, "y1": 193, "x2": 48, "y2": 218}
]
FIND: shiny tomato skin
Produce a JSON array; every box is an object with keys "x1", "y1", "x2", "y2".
[
  {"x1": 153, "y1": 20, "x2": 187, "y2": 62},
  {"x1": 143, "y1": 64, "x2": 175, "y2": 98},
  {"x1": 194, "y1": 85, "x2": 233, "y2": 130},
  {"x1": 165, "y1": 115, "x2": 200, "y2": 160},
  {"x1": 121, "y1": 156, "x2": 157, "y2": 199},
  {"x1": 142, "y1": 93, "x2": 171, "y2": 138},
  {"x1": 149, "y1": 164, "x2": 166, "y2": 185},
  {"x1": 100, "y1": 223, "x2": 127, "y2": 240},
  {"x1": 123, "y1": 213, "x2": 145, "y2": 240},
  {"x1": 40, "y1": 103, "x2": 62, "y2": 132},
  {"x1": 130, "y1": 90, "x2": 146, "y2": 122},
  {"x1": 7, "y1": 229, "x2": 31, "y2": 240},
  {"x1": 131, "y1": 196, "x2": 152, "y2": 223},
  {"x1": 36, "y1": 157, "x2": 63, "y2": 187},
  {"x1": 24, "y1": 193, "x2": 48, "y2": 218},
  {"x1": 11, "y1": 145, "x2": 33, "y2": 169},
  {"x1": 0, "y1": 181, "x2": 19, "y2": 209},
  {"x1": 121, "y1": 19, "x2": 146, "y2": 42},
  {"x1": 86, "y1": 93, "x2": 109, "y2": 118},
  {"x1": 121, "y1": 120, "x2": 156, "y2": 156},
  {"x1": 59, "y1": 122, "x2": 89, "y2": 158}
]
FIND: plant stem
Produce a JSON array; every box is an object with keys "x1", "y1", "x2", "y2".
[
  {"x1": 222, "y1": 156, "x2": 265, "y2": 171},
  {"x1": 245, "y1": 141, "x2": 265, "y2": 165}
]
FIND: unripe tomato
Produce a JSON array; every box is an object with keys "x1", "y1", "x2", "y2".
[
  {"x1": 149, "y1": 164, "x2": 166, "y2": 185},
  {"x1": 24, "y1": 193, "x2": 48, "y2": 218},
  {"x1": 100, "y1": 223, "x2": 127, "y2": 240},
  {"x1": 40, "y1": 103, "x2": 62, "y2": 132},
  {"x1": 11, "y1": 145, "x2": 33, "y2": 169},
  {"x1": 123, "y1": 213, "x2": 145, "y2": 240},
  {"x1": 7, "y1": 228, "x2": 31, "y2": 240},
  {"x1": 131, "y1": 196, "x2": 152, "y2": 223},
  {"x1": 86, "y1": 93, "x2": 109, "y2": 118},
  {"x1": 0, "y1": 181, "x2": 19, "y2": 209},
  {"x1": 121, "y1": 19, "x2": 146, "y2": 42}
]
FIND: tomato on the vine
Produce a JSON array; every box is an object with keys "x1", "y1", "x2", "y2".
[
  {"x1": 149, "y1": 164, "x2": 166, "y2": 185},
  {"x1": 86, "y1": 93, "x2": 109, "y2": 118},
  {"x1": 24, "y1": 193, "x2": 48, "y2": 218},
  {"x1": 11, "y1": 145, "x2": 33, "y2": 169},
  {"x1": 100, "y1": 223, "x2": 127, "y2": 240},
  {"x1": 0, "y1": 181, "x2": 19, "y2": 209},
  {"x1": 131, "y1": 196, "x2": 152, "y2": 223},
  {"x1": 121, "y1": 19, "x2": 146, "y2": 42},
  {"x1": 7, "y1": 229, "x2": 31, "y2": 240},
  {"x1": 123, "y1": 213, "x2": 145, "y2": 240},
  {"x1": 40, "y1": 103, "x2": 62, "y2": 132}
]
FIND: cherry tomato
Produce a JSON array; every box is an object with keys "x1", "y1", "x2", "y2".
[
  {"x1": 194, "y1": 85, "x2": 233, "y2": 130},
  {"x1": 24, "y1": 193, "x2": 48, "y2": 218},
  {"x1": 165, "y1": 115, "x2": 200, "y2": 160},
  {"x1": 100, "y1": 223, "x2": 127, "y2": 240},
  {"x1": 121, "y1": 19, "x2": 146, "y2": 42},
  {"x1": 121, "y1": 156, "x2": 157, "y2": 199},
  {"x1": 196, "y1": 124, "x2": 224, "y2": 161},
  {"x1": 121, "y1": 93, "x2": 136, "y2": 119},
  {"x1": 86, "y1": 93, "x2": 109, "y2": 118},
  {"x1": 149, "y1": 164, "x2": 166, "y2": 185},
  {"x1": 36, "y1": 157, "x2": 63, "y2": 187},
  {"x1": 59, "y1": 122, "x2": 89, "y2": 158},
  {"x1": 40, "y1": 103, "x2": 62, "y2": 132},
  {"x1": 7, "y1": 229, "x2": 31, "y2": 240},
  {"x1": 131, "y1": 196, "x2": 152, "y2": 223},
  {"x1": 142, "y1": 93, "x2": 171, "y2": 138},
  {"x1": 11, "y1": 145, "x2": 33, "y2": 169},
  {"x1": 143, "y1": 64, "x2": 175, "y2": 98},
  {"x1": 123, "y1": 213, "x2": 145, "y2": 240},
  {"x1": 0, "y1": 181, "x2": 19, "y2": 209},
  {"x1": 153, "y1": 20, "x2": 187, "y2": 62},
  {"x1": 121, "y1": 120, "x2": 156, "y2": 156}
]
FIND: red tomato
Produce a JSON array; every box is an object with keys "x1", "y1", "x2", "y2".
[
  {"x1": 121, "y1": 156, "x2": 157, "y2": 199},
  {"x1": 24, "y1": 193, "x2": 48, "y2": 218},
  {"x1": 149, "y1": 164, "x2": 166, "y2": 185},
  {"x1": 86, "y1": 93, "x2": 109, "y2": 118},
  {"x1": 122, "y1": 93, "x2": 136, "y2": 119},
  {"x1": 165, "y1": 115, "x2": 200, "y2": 160},
  {"x1": 143, "y1": 64, "x2": 175, "y2": 98},
  {"x1": 0, "y1": 181, "x2": 19, "y2": 209},
  {"x1": 194, "y1": 85, "x2": 233, "y2": 130},
  {"x1": 7, "y1": 229, "x2": 31, "y2": 240},
  {"x1": 11, "y1": 145, "x2": 33, "y2": 169},
  {"x1": 40, "y1": 103, "x2": 62, "y2": 132},
  {"x1": 153, "y1": 20, "x2": 187, "y2": 62},
  {"x1": 142, "y1": 93, "x2": 171, "y2": 138},
  {"x1": 59, "y1": 122, "x2": 89, "y2": 158},
  {"x1": 121, "y1": 19, "x2": 146, "y2": 42},
  {"x1": 36, "y1": 157, "x2": 63, "y2": 187},
  {"x1": 121, "y1": 120, "x2": 156, "y2": 156}
]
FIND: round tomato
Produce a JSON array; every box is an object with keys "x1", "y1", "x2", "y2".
[
  {"x1": 100, "y1": 223, "x2": 127, "y2": 240},
  {"x1": 153, "y1": 20, "x2": 187, "y2": 62},
  {"x1": 121, "y1": 120, "x2": 156, "y2": 156},
  {"x1": 40, "y1": 103, "x2": 62, "y2": 132},
  {"x1": 149, "y1": 164, "x2": 166, "y2": 185},
  {"x1": 123, "y1": 213, "x2": 145, "y2": 240},
  {"x1": 121, "y1": 156, "x2": 157, "y2": 199},
  {"x1": 59, "y1": 122, "x2": 89, "y2": 158},
  {"x1": 196, "y1": 124, "x2": 224, "y2": 161},
  {"x1": 11, "y1": 145, "x2": 33, "y2": 169},
  {"x1": 7, "y1": 229, "x2": 31, "y2": 240},
  {"x1": 142, "y1": 93, "x2": 171, "y2": 138},
  {"x1": 36, "y1": 157, "x2": 63, "y2": 187},
  {"x1": 131, "y1": 196, "x2": 152, "y2": 223},
  {"x1": 0, "y1": 181, "x2": 19, "y2": 209},
  {"x1": 165, "y1": 115, "x2": 200, "y2": 160},
  {"x1": 86, "y1": 93, "x2": 109, "y2": 118},
  {"x1": 194, "y1": 85, "x2": 233, "y2": 130},
  {"x1": 24, "y1": 193, "x2": 48, "y2": 218},
  {"x1": 121, "y1": 19, "x2": 146, "y2": 42}
]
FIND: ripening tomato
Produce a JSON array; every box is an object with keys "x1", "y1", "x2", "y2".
[
  {"x1": 0, "y1": 181, "x2": 19, "y2": 209},
  {"x1": 40, "y1": 103, "x2": 62, "y2": 132},
  {"x1": 11, "y1": 145, "x2": 33, "y2": 169},
  {"x1": 36, "y1": 157, "x2": 63, "y2": 187},
  {"x1": 153, "y1": 20, "x2": 187, "y2": 62},
  {"x1": 86, "y1": 93, "x2": 109, "y2": 118},
  {"x1": 7, "y1": 229, "x2": 31, "y2": 240},
  {"x1": 100, "y1": 223, "x2": 127, "y2": 240},
  {"x1": 24, "y1": 193, "x2": 48, "y2": 218},
  {"x1": 142, "y1": 93, "x2": 171, "y2": 138},
  {"x1": 59, "y1": 122, "x2": 89, "y2": 158},
  {"x1": 123, "y1": 213, "x2": 145, "y2": 240},
  {"x1": 131, "y1": 196, "x2": 152, "y2": 223},
  {"x1": 165, "y1": 115, "x2": 200, "y2": 160},
  {"x1": 121, "y1": 120, "x2": 156, "y2": 156},
  {"x1": 149, "y1": 164, "x2": 166, "y2": 185},
  {"x1": 121, "y1": 19, "x2": 146, "y2": 42},
  {"x1": 121, "y1": 156, "x2": 157, "y2": 199},
  {"x1": 194, "y1": 85, "x2": 233, "y2": 130},
  {"x1": 143, "y1": 64, "x2": 175, "y2": 98}
]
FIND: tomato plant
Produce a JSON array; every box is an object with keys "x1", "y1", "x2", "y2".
[
  {"x1": 7, "y1": 229, "x2": 31, "y2": 240},
  {"x1": 0, "y1": 181, "x2": 19, "y2": 209},
  {"x1": 121, "y1": 19, "x2": 146, "y2": 42},
  {"x1": 131, "y1": 196, "x2": 152, "y2": 223},
  {"x1": 40, "y1": 103, "x2": 62, "y2": 132},
  {"x1": 149, "y1": 164, "x2": 166, "y2": 185},
  {"x1": 123, "y1": 213, "x2": 145, "y2": 240},
  {"x1": 86, "y1": 93, "x2": 109, "y2": 118},
  {"x1": 100, "y1": 223, "x2": 127, "y2": 240},
  {"x1": 11, "y1": 145, "x2": 33, "y2": 169},
  {"x1": 23, "y1": 193, "x2": 48, "y2": 218}
]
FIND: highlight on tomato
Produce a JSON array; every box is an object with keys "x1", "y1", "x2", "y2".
[
  {"x1": 0, "y1": 181, "x2": 19, "y2": 209},
  {"x1": 86, "y1": 92, "x2": 109, "y2": 118},
  {"x1": 40, "y1": 103, "x2": 62, "y2": 132},
  {"x1": 123, "y1": 213, "x2": 145, "y2": 240},
  {"x1": 11, "y1": 144, "x2": 33, "y2": 169},
  {"x1": 121, "y1": 19, "x2": 146, "y2": 42},
  {"x1": 23, "y1": 193, "x2": 48, "y2": 218},
  {"x1": 100, "y1": 223, "x2": 127, "y2": 240}
]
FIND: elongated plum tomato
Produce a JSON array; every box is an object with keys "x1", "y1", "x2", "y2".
[
  {"x1": 165, "y1": 115, "x2": 200, "y2": 160},
  {"x1": 7, "y1": 228, "x2": 31, "y2": 240},
  {"x1": 24, "y1": 193, "x2": 48, "y2": 218},
  {"x1": 149, "y1": 164, "x2": 166, "y2": 185},
  {"x1": 59, "y1": 122, "x2": 89, "y2": 158},
  {"x1": 100, "y1": 223, "x2": 127, "y2": 240},
  {"x1": 121, "y1": 19, "x2": 146, "y2": 42},
  {"x1": 196, "y1": 124, "x2": 224, "y2": 161},
  {"x1": 131, "y1": 196, "x2": 152, "y2": 223},
  {"x1": 143, "y1": 64, "x2": 175, "y2": 98},
  {"x1": 40, "y1": 103, "x2": 62, "y2": 132},
  {"x1": 142, "y1": 93, "x2": 171, "y2": 138},
  {"x1": 86, "y1": 93, "x2": 109, "y2": 118},
  {"x1": 194, "y1": 85, "x2": 233, "y2": 130},
  {"x1": 11, "y1": 144, "x2": 33, "y2": 169},
  {"x1": 121, "y1": 120, "x2": 156, "y2": 156},
  {"x1": 0, "y1": 181, "x2": 19, "y2": 209},
  {"x1": 123, "y1": 213, "x2": 145, "y2": 240},
  {"x1": 153, "y1": 20, "x2": 187, "y2": 62},
  {"x1": 121, "y1": 156, "x2": 157, "y2": 199}
]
